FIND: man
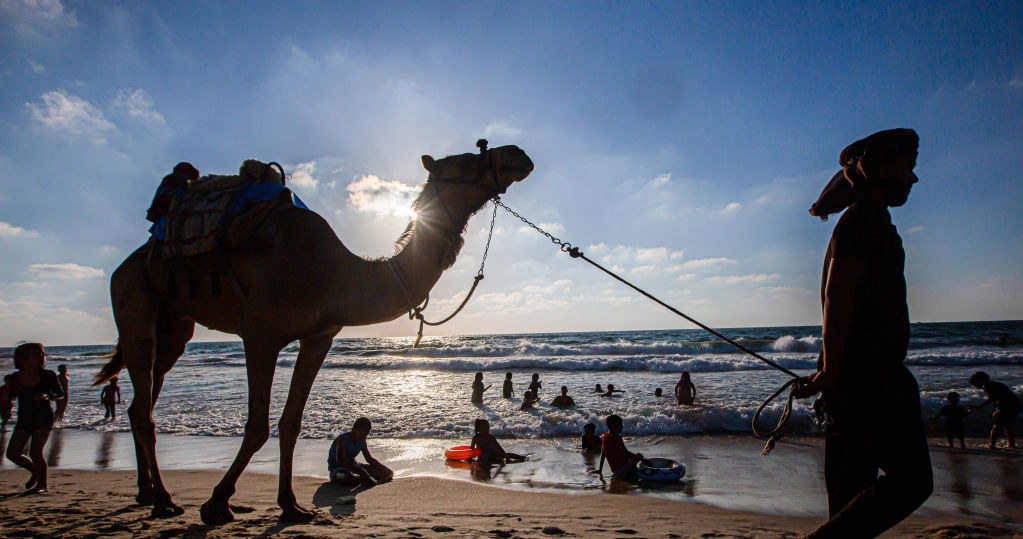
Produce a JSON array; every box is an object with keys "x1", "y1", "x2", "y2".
[
  {"x1": 795, "y1": 128, "x2": 932, "y2": 538},
  {"x1": 550, "y1": 386, "x2": 575, "y2": 408}
]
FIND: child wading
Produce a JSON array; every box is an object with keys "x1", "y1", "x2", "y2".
[
  {"x1": 936, "y1": 391, "x2": 967, "y2": 449},
  {"x1": 101, "y1": 377, "x2": 120, "y2": 421},
  {"x1": 967, "y1": 371, "x2": 1021, "y2": 449}
]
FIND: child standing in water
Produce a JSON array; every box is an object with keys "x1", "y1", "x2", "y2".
[
  {"x1": 520, "y1": 390, "x2": 539, "y2": 410},
  {"x1": 470, "y1": 372, "x2": 491, "y2": 404},
  {"x1": 936, "y1": 392, "x2": 968, "y2": 449},
  {"x1": 967, "y1": 371, "x2": 1021, "y2": 449},
  {"x1": 528, "y1": 373, "x2": 542, "y2": 397},
  {"x1": 502, "y1": 372, "x2": 514, "y2": 398},
  {"x1": 581, "y1": 422, "x2": 601, "y2": 453},
  {"x1": 101, "y1": 377, "x2": 120, "y2": 421},
  {"x1": 470, "y1": 419, "x2": 526, "y2": 466},
  {"x1": 675, "y1": 372, "x2": 696, "y2": 405}
]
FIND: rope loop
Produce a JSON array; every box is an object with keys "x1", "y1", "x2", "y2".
[{"x1": 752, "y1": 377, "x2": 799, "y2": 456}]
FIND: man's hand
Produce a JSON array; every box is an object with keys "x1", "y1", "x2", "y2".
[{"x1": 792, "y1": 372, "x2": 825, "y2": 399}]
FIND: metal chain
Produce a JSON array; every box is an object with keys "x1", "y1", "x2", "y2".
[
  {"x1": 492, "y1": 197, "x2": 577, "y2": 255},
  {"x1": 477, "y1": 198, "x2": 499, "y2": 276}
]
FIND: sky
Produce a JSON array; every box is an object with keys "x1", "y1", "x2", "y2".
[{"x1": 0, "y1": 1, "x2": 1021, "y2": 345}]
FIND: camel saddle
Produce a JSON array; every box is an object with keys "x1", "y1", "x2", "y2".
[{"x1": 157, "y1": 159, "x2": 307, "y2": 258}]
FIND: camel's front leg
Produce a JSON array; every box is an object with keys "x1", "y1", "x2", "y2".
[
  {"x1": 200, "y1": 336, "x2": 282, "y2": 525},
  {"x1": 277, "y1": 332, "x2": 335, "y2": 522}
]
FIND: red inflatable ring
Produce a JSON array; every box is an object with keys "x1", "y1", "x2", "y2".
[{"x1": 445, "y1": 445, "x2": 481, "y2": 461}]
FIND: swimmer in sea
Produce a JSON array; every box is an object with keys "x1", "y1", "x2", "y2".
[
  {"x1": 600, "y1": 384, "x2": 624, "y2": 397},
  {"x1": 674, "y1": 372, "x2": 696, "y2": 405},
  {"x1": 654, "y1": 388, "x2": 663, "y2": 397},
  {"x1": 528, "y1": 373, "x2": 542, "y2": 397},
  {"x1": 471, "y1": 372, "x2": 491, "y2": 404},
  {"x1": 520, "y1": 390, "x2": 539, "y2": 410},
  {"x1": 550, "y1": 386, "x2": 575, "y2": 408},
  {"x1": 471, "y1": 419, "x2": 526, "y2": 466},
  {"x1": 502, "y1": 372, "x2": 514, "y2": 398},
  {"x1": 595, "y1": 384, "x2": 604, "y2": 393},
  {"x1": 100, "y1": 377, "x2": 120, "y2": 421}
]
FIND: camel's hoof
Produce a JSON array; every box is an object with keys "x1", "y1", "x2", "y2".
[
  {"x1": 152, "y1": 500, "x2": 184, "y2": 518},
  {"x1": 279, "y1": 504, "x2": 315, "y2": 523},
  {"x1": 200, "y1": 500, "x2": 234, "y2": 525},
  {"x1": 135, "y1": 492, "x2": 154, "y2": 506}
]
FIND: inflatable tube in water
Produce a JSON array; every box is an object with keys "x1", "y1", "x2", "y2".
[
  {"x1": 445, "y1": 445, "x2": 481, "y2": 461},
  {"x1": 636, "y1": 458, "x2": 686, "y2": 482}
]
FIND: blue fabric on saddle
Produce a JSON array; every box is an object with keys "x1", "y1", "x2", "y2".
[{"x1": 149, "y1": 160, "x2": 308, "y2": 258}]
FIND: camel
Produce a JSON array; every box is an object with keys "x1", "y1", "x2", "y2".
[{"x1": 93, "y1": 143, "x2": 533, "y2": 524}]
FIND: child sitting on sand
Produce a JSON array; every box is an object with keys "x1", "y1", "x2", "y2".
[
  {"x1": 503, "y1": 372, "x2": 514, "y2": 398},
  {"x1": 597, "y1": 414, "x2": 644, "y2": 481},
  {"x1": 581, "y1": 422, "x2": 601, "y2": 453},
  {"x1": 936, "y1": 391, "x2": 968, "y2": 449},
  {"x1": 471, "y1": 372, "x2": 491, "y2": 404},
  {"x1": 520, "y1": 390, "x2": 539, "y2": 410},
  {"x1": 328, "y1": 417, "x2": 394, "y2": 486},
  {"x1": 471, "y1": 419, "x2": 526, "y2": 465},
  {"x1": 967, "y1": 371, "x2": 1021, "y2": 449}
]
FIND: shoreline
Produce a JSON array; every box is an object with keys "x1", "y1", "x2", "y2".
[
  {"x1": 3, "y1": 428, "x2": 1021, "y2": 525},
  {"x1": 1, "y1": 469, "x2": 1020, "y2": 538}
]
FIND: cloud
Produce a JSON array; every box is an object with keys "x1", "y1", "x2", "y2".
[
  {"x1": 978, "y1": 277, "x2": 1001, "y2": 290},
  {"x1": 26, "y1": 90, "x2": 114, "y2": 141},
  {"x1": 346, "y1": 174, "x2": 420, "y2": 217},
  {"x1": 721, "y1": 201, "x2": 741, "y2": 213},
  {"x1": 905, "y1": 226, "x2": 924, "y2": 233},
  {"x1": 585, "y1": 243, "x2": 684, "y2": 267},
  {"x1": 112, "y1": 88, "x2": 165, "y2": 124},
  {"x1": 289, "y1": 161, "x2": 320, "y2": 190},
  {"x1": 0, "y1": 221, "x2": 40, "y2": 238},
  {"x1": 1009, "y1": 66, "x2": 1023, "y2": 88},
  {"x1": 29, "y1": 61, "x2": 44, "y2": 73},
  {"x1": 27, "y1": 263, "x2": 105, "y2": 280},
  {"x1": 481, "y1": 120, "x2": 523, "y2": 140},
  {"x1": 681, "y1": 257, "x2": 734, "y2": 270},
  {"x1": 675, "y1": 273, "x2": 696, "y2": 281},
  {"x1": 1, "y1": 0, "x2": 78, "y2": 40},
  {"x1": 758, "y1": 286, "x2": 814, "y2": 295},
  {"x1": 648, "y1": 173, "x2": 671, "y2": 188},
  {"x1": 706, "y1": 273, "x2": 780, "y2": 284}
]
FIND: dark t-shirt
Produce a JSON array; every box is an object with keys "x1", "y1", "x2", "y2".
[
  {"x1": 550, "y1": 395, "x2": 575, "y2": 408},
  {"x1": 503, "y1": 380, "x2": 513, "y2": 398},
  {"x1": 821, "y1": 201, "x2": 909, "y2": 379},
  {"x1": 984, "y1": 381, "x2": 1021, "y2": 414},
  {"x1": 937, "y1": 404, "x2": 967, "y2": 429}
]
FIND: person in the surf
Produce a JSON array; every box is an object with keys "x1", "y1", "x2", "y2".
[
  {"x1": 936, "y1": 391, "x2": 968, "y2": 449},
  {"x1": 594, "y1": 384, "x2": 604, "y2": 393},
  {"x1": 674, "y1": 372, "x2": 696, "y2": 405},
  {"x1": 470, "y1": 419, "x2": 526, "y2": 466},
  {"x1": 502, "y1": 372, "x2": 514, "y2": 398},
  {"x1": 100, "y1": 377, "x2": 120, "y2": 421},
  {"x1": 600, "y1": 384, "x2": 623, "y2": 397},
  {"x1": 581, "y1": 422, "x2": 602, "y2": 453},
  {"x1": 597, "y1": 414, "x2": 644, "y2": 481},
  {"x1": 520, "y1": 390, "x2": 539, "y2": 410},
  {"x1": 0, "y1": 383, "x2": 11, "y2": 428},
  {"x1": 967, "y1": 371, "x2": 1020, "y2": 450},
  {"x1": 328, "y1": 417, "x2": 393, "y2": 486},
  {"x1": 470, "y1": 372, "x2": 491, "y2": 404},
  {"x1": 550, "y1": 385, "x2": 576, "y2": 408},
  {"x1": 793, "y1": 128, "x2": 932, "y2": 538},
  {"x1": 654, "y1": 388, "x2": 663, "y2": 397},
  {"x1": 3, "y1": 343, "x2": 64, "y2": 493},
  {"x1": 55, "y1": 364, "x2": 69, "y2": 423},
  {"x1": 528, "y1": 373, "x2": 542, "y2": 397}
]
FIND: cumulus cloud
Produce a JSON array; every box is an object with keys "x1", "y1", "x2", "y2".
[
  {"x1": 1, "y1": 0, "x2": 78, "y2": 40},
  {"x1": 289, "y1": 161, "x2": 320, "y2": 190},
  {"x1": 29, "y1": 60, "x2": 44, "y2": 73},
  {"x1": 0, "y1": 221, "x2": 40, "y2": 238},
  {"x1": 481, "y1": 120, "x2": 523, "y2": 140},
  {"x1": 681, "y1": 257, "x2": 734, "y2": 270},
  {"x1": 706, "y1": 273, "x2": 780, "y2": 284},
  {"x1": 648, "y1": 173, "x2": 671, "y2": 188},
  {"x1": 905, "y1": 226, "x2": 924, "y2": 233},
  {"x1": 675, "y1": 273, "x2": 696, "y2": 281},
  {"x1": 346, "y1": 174, "x2": 420, "y2": 217},
  {"x1": 27, "y1": 263, "x2": 105, "y2": 280},
  {"x1": 758, "y1": 286, "x2": 814, "y2": 295},
  {"x1": 112, "y1": 88, "x2": 165, "y2": 124},
  {"x1": 585, "y1": 243, "x2": 684, "y2": 267},
  {"x1": 721, "y1": 201, "x2": 742, "y2": 213},
  {"x1": 26, "y1": 90, "x2": 114, "y2": 140}
]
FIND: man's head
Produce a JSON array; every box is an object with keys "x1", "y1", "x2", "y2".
[
  {"x1": 531, "y1": 373, "x2": 539, "y2": 381},
  {"x1": 173, "y1": 162, "x2": 200, "y2": 180},
  {"x1": 13, "y1": 342, "x2": 44, "y2": 371},
  {"x1": 655, "y1": 388, "x2": 663, "y2": 397},
  {"x1": 58, "y1": 364, "x2": 67, "y2": 374},
  {"x1": 606, "y1": 384, "x2": 615, "y2": 392},
  {"x1": 840, "y1": 128, "x2": 919, "y2": 207},
  {"x1": 474, "y1": 372, "x2": 483, "y2": 381},
  {"x1": 606, "y1": 414, "x2": 623, "y2": 434},
  {"x1": 969, "y1": 371, "x2": 990, "y2": 388},
  {"x1": 560, "y1": 385, "x2": 568, "y2": 396},
  {"x1": 947, "y1": 391, "x2": 960, "y2": 404},
  {"x1": 352, "y1": 417, "x2": 372, "y2": 440}
]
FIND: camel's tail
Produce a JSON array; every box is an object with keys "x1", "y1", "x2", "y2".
[{"x1": 93, "y1": 344, "x2": 125, "y2": 386}]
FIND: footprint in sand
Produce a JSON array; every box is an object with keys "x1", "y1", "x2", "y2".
[{"x1": 431, "y1": 525, "x2": 456, "y2": 532}]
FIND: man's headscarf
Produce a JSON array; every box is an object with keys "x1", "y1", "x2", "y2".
[{"x1": 809, "y1": 128, "x2": 918, "y2": 220}]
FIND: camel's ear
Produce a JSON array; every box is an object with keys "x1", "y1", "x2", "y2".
[{"x1": 421, "y1": 155, "x2": 437, "y2": 173}]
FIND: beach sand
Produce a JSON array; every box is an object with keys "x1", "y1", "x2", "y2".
[{"x1": 1, "y1": 468, "x2": 1020, "y2": 538}]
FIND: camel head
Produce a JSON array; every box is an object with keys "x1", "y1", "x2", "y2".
[{"x1": 417, "y1": 142, "x2": 533, "y2": 231}]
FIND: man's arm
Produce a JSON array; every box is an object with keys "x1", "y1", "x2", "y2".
[
  {"x1": 795, "y1": 257, "x2": 864, "y2": 398},
  {"x1": 597, "y1": 453, "x2": 605, "y2": 478},
  {"x1": 362, "y1": 445, "x2": 380, "y2": 465}
]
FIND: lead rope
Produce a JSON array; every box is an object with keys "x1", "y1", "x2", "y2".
[
  {"x1": 492, "y1": 198, "x2": 802, "y2": 455},
  {"x1": 398, "y1": 200, "x2": 499, "y2": 348}
]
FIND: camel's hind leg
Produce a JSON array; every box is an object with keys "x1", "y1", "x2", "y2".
[
  {"x1": 201, "y1": 335, "x2": 283, "y2": 525},
  {"x1": 277, "y1": 332, "x2": 335, "y2": 521}
]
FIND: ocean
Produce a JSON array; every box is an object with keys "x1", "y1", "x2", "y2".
[{"x1": 5, "y1": 320, "x2": 1021, "y2": 440}]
